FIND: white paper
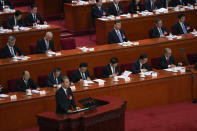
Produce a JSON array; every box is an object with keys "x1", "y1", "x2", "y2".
[
  {"x1": 84, "y1": 80, "x2": 94, "y2": 84},
  {"x1": 0, "y1": 94, "x2": 9, "y2": 97},
  {"x1": 93, "y1": 79, "x2": 106, "y2": 83},
  {"x1": 32, "y1": 90, "x2": 40, "y2": 94}
]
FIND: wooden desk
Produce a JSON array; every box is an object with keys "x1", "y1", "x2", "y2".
[
  {"x1": 0, "y1": 8, "x2": 28, "y2": 25},
  {"x1": 96, "y1": 8, "x2": 197, "y2": 44},
  {"x1": 64, "y1": 0, "x2": 130, "y2": 32},
  {"x1": 37, "y1": 96, "x2": 126, "y2": 131},
  {"x1": 0, "y1": 34, "x2": 197, "y2": 88},
  {"x1": 34, "y1": 0, "x2": 62, "y2": 19},
  {"x1": 0, "y1": 24, "x2": 61, "y2": 55},
  {"x1": 0, "y1": 69, "x2": 195, "y2": 130}
]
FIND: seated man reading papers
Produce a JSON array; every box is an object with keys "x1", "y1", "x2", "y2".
[
  {"x1": 56, "y1": 76, "x2": 80, "y2": 114},
  {"x1": 71, "y1": 63, "x2": 91, "y2": 83},
  {"x1": 159, "y1": 48, "x2": 182, "y2": 69},
  {"x1": 0, "y1": 36, "x2": 24, "y2": 58},
  {"x1": 132, "y1": 54, "x2": 151, "y2": 74},
  {"x1": 102, "y1": 57, "x2": 119, "y2": 78},
  {"x1": 17, "y1": 71, "x2": 38, "y2": 92},
  {"x1": 47, "y1": 67, "x2": 64, "y2": 88}
]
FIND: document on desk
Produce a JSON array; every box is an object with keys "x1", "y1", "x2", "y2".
[
  {"x1": 117, "y1": 71, "x2": 132, "y2": 79},
  {"x1": 84, "y1": 80, "x2": 94, "y2": 84},
  {"x1": 0, "y1": 94, "x2": 9, "y2": 97},
  {"x1": 93, "y1": 79, "x2": 106, "y2": 83}
]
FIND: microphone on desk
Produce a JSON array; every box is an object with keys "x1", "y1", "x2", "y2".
[{"x1": 180, "y1": 48, "x2": 197, "y2": 103}]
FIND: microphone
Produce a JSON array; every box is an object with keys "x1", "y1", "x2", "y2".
[{"x1": 180, "y1": 48, "x2": 197, "y2": 103}]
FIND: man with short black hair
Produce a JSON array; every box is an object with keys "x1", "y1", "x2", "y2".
[
  {"x1": 108, "y1": 21, "x2": 128, "y2": 44},
  {"x1": 7, "y1": 10, "x2": 24, "y2": 29},
  {"x1": 71, "y1": 63, "x2": 91, "y2": 83},
  {"x1": 173, "y1": 14, "x2": 194, "y2": 35},
  {"x1": 132, "y1": 54, "x2": 151, "y2": 74},
  {"x1": 1, "y1": 36, "x2": 24, "y2": 58},
  {"x1": 150, "y1": 18, "x2": 169, "y2": 38},
  {"x1": 108, "y1": 0, "x2": 123, "y2": 16},
  {"x1": 56, "y1": 76, "x2": 80, "y2": 114},
  {"x1": 47, "y1": 67, "x2": 64, "y2": 87},
  {"x1": 25, "y1": 4, "x2": 44, "y2": 26},
  {"x1": 102, "y1": 57, "x2": 119, "y2": 78}
]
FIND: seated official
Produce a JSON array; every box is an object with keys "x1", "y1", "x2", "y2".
[
  {"x1": 0, "y1": 0, "x2": 14, "y2": 10},
  {"x1": 173, "y1": 14, "x2": 194, "y2": 35},
  {"x1": 36, "y1": 32, "x2": 55, "y2": 54},
  {"x1": 189, "y1": 0, "x2": 197, "y2": 5},
  {"x1": 108, "y1": 0, "x2": 123, "y2": 16},
  {"x1": 25, "y1": 5, "x2": 44, "y2": 26},
  {"x1": 91, "y1": 0, "x2": 106, "y2": 27},
  {"x1": 150, "y1": 18, "x2": 169, "y2": 38},
  {"x1": 132, "y1": 54, "x2": 151, "y2": 74},
  {"x1": 17, "y1": 71, "x2": 38, "y2": 92},
  {"x1": 129, "y1": 0, "x2": 144, "y2": 14},
  {"x1": 0, "y1": 36, "x2": 24, "y2": 58},
  {"x1": 6, "y1": 10, "x2": 24, "y2": 29},
  {"x1": 159, "y1": 48, "x2": 180, "y2": 69},
  {"x1": 71, "y1": 63, "x2": 91, "y2": 83},
  {"x1": 145, "y1": 0, "x2": 161, "y2": 12},
  {"x1": 102, "y1": 57, "x2": 119, "y2": 78},
  {"x1": 108, "y1": 21, "x2": 128, "y2": 44},
  {"x1": 47, "y1": 67, "x2": 64, "y2": 87},
  {"x1": 160, "y1": 0, "x2": 176, "y2": 8},
  {"x1": 56, "y1": 76, "x2": 80, "y2": 114},
  {"x1": 174, "y1": 0, "x2": 188, "y2": 6}
]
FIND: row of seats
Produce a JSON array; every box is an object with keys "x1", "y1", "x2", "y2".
[{"x1": 6, "y1": 52, "x2": 197, "y2": 92}]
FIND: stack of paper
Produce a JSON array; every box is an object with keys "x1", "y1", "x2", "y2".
[
  {"x1": 117, "y1": 71, "x2": 132, "y2": 79},
  {"x1": 78, "y1": 47, "x2": 94, "y2": 52},
  {"x1": 93, "y1": 79, "x2": 106, "y2": 83},
  {"x1": 0, "y1": 94, "x2": 9, "y2": 97}
]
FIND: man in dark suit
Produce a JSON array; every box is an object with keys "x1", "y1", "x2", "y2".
[
  {"x1": 159, "y1": 48, "x2": 180, "y2": 69},
  {"x1": 47, "y1": 67, "x2": 64, "y2": 87},
  {"x1": 56, "y1": 76, "x2": 80, "y2": 114},
  {"x1": 189, "y1": 0, "x2": 197, "y2": 5},
  {"x1": 108, "y1": 0, "x2": 123, "y2": 16},
  {"x1": 145, "y1": 0, "x2": 161, "y2": 12},
  {"x1": 0, "y1": 0, "x2": 14, "y2": 10},
  {"x1": 91, "y1": 0, "x2": 106, "y2": 27},
  {"x1": 71, "y1": 63, "x2": 91, "y2": 83},
  {"x1": 0, "y1": 36, "x2": 24, "y2": 58},
  {"x1": 160, "y1": 0, "x2": 176, "y2": 8},
  {"x1": 129, "y1": 0, "x2": 144, "y2": 14},
  {"x1": 108, "y1": 21, "x2": 128, "y2": 44},
  {"x1": 6, "y1": 10, "x2": 24, "y2": 29},
  {"x1": 174, "y1": 0, "x2": 188, "y2": 6},
  {"x1": 17, "y1": 71, "x2": 38, "y2": 92},
  {"x1": 102, "y1": 57, "x2": 119, "y2": 78},
  {"x1": 25, "y1": 5, "x2": 44, "y2": 26},
  {"x1": 173, "y1": 14, "x2": 194, "y2": 35},
  {"x1": 131, "y1": 54, "x2": 151, "y2": 74},
  {"x1": 150, "y1": 18, "x2": 169, "y2": 38},
  {"x1": 36, "y1": 32, "x2": 55, "y2": 54}
]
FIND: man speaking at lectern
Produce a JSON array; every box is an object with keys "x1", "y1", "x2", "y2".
[{"x1": 56, "y1": 76, "x2": 80, "y2": 114}]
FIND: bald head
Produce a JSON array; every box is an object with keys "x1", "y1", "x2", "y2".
[
  {"x1": 45, "y1": 32, "x2": 53, "y2": 41},
  {"x1": 23, "y1": 71, "x2": 30, "y2": 81}
]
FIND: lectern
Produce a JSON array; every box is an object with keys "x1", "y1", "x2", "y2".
[{"x1": 37, "y1": 96, "x2": 127, "y2": 131}]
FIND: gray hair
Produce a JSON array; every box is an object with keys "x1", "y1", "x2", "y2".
[
  {"x1": 164, "y1": 48, "x2": 171, "y2": 53},
  {"x1": 8, "y1": 36, "x2": 16, "y2": 43}
]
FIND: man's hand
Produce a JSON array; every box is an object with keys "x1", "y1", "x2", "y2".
[
  {"x1": 67, "y1": 110, "x2": 73, "y2": 113},
  {"x1": 141, "y1": 69, "x2": 147, "y2": 72},
  {"x1": 76, "y1": 107, "x2": 81, "y2": 110},
  {"x1": 171, "y1": 64, "x2": 176, "y2": 68},
  {"x1": 87, "y1": 77, "x2": 91, "y2": 81},
  {"x1": 164, "y1": 31, "x2": 168, "y2": 35}
]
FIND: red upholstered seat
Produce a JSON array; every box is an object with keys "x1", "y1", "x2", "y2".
[
  {"x1": 7, "y1": 78, "x2": 19, "y2": 92},
  {"x1": 151, "y1": 57, "x2": 160, "y2": 69},
  {"x1": 94, "y1": 66, "x2": 105, "y2": 78},
  {"x1": 60, "y1": 38, "x2": 76, "y2": 50},
  {"x1": 187, "y1": 52, "x2": 197, "y2": 65},
  {"x1": 38, "y1": 74, "x2": 48, "y2": 87},
  {"x1": 120, "y1": 63, "x2": 133, "y2": 73},
  {"x1": 29, "y1": 43, "x2": 37, "y2": 54},
  {"x1": 67, "y1": 69, "x2": 77, "y2": 81}
]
